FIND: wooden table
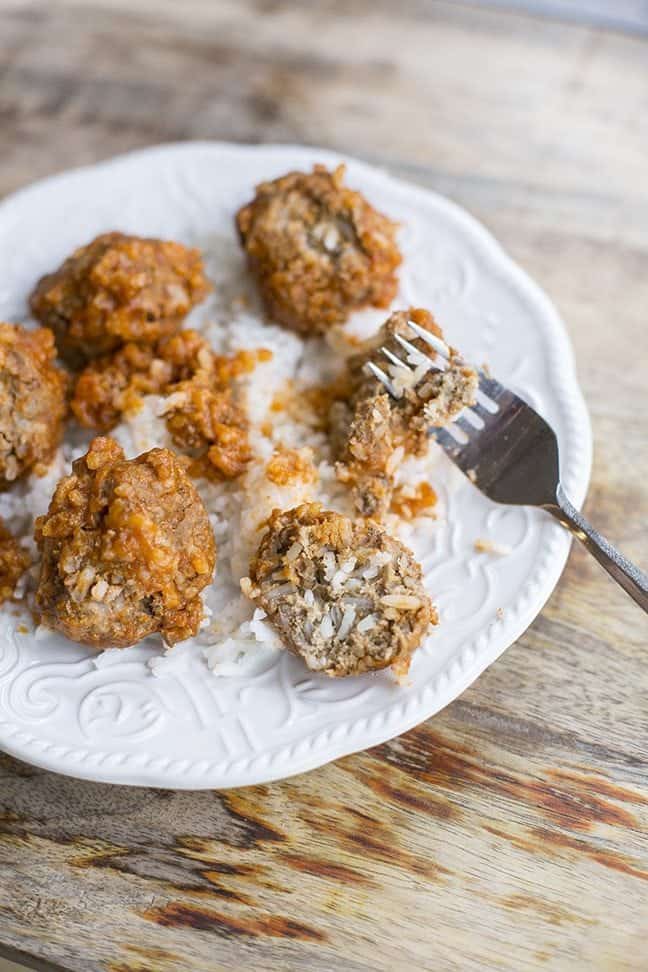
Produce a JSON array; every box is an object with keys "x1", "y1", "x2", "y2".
[{"x1": 1, "y1": 2, "x2": 647, "y2": 970}]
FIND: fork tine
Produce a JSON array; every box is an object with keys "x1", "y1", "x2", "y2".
[
  {"x1": 474, "y1": 385, "x2": 500, "y2": 414},
  {"x1": 380, "y1": 347, "x2": 410, "y2": 370},
  {"x1": 444, "y1": 422, "x2": 470, "y2": 444},
  {"x1": 431, "y1": 425, "x2": 484, "y2": 476},
  {"x1": 471, "y1": 396, "x2": 495, "y2": 419},
  {"x1": 394, "y1": 334, "x2": 446, "y2": 371},
  {"x1": 365, "y1": 361, "x2": 402, "y2": 398},
  {"x1": 459, "y1": 408, "x2": 485, "y2": 430},
  {"x1": 394, "y1": 332, "x2": 447, "y2": 371},
  {"x1": 454, "y1": 414, "x2": 481, "y2": 437},
  {"x1": 394, "y1": 334, "x2": 431, "y2": 363},
  {"x1": 406, "y1": 320, "x2": 451, "y2": 359},
  {"x1": 433, "y1": 426, "x2": 467, "y2": 457}
]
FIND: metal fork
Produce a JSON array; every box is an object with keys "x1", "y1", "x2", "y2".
[{"x1": 367, "y1": 319, "x2": 648, "y2": 612}]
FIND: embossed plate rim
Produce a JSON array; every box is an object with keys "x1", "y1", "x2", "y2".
[{"x1": 0, "y1": 141, "x2": 592, "y2": 788}]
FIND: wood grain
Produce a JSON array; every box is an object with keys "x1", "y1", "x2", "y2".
[
  {"x1": 472, "y1": 0, "x2": 648, "y2": 35},
  {"x1": 1, "y1": 2, "x2": 647, "y2": 970}
]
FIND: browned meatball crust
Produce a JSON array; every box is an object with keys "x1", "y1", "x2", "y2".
[
  {"x1": 30, "y1": 232, "x2": 210, "y2": 365},
  {"x1": 236, "y1": 165, "x2": 401, "y2": 335},
  {"x1": 35, "y1": 437, "x2": 216, "y2": 649},
  {"x1": 162, "y1": 379, "x2": 252, "y2": 481},
  {"x1": 248, "y1": 504, "x2": 434, "y2": 677},
  {"x1": 0, "y1": 323, "x2": 68, "y2": 486},
  {"x1": 331, "y1": 308, "x2": 478, "y2": 518}
]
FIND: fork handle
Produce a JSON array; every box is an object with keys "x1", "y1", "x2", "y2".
[{"x1": 546, "y1": 484, "x2": 648, "y2": 613}]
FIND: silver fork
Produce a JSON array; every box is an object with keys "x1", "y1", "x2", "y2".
[{"x1": 367, "y1": 319, "x2": 648, "y2": 612}]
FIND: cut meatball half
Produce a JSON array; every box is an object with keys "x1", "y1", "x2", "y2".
[
  {"x1": 236, "y1": 164, "x2": 401, "y2": 335},
  {"x1": 331, "y1": 308, "x2": 479, "y2": 518},
  {"x1": 247, "y1": 504, "x2": 435, "y2": 677},
  {"x1": 0, "y1": 322, "x2": 68, "y2": 486},
  {"x1": 35, "y1": 437, "x2": 216, "y2": 649},
  {"x1": 30, "y1": 232, "x2": 210, "y2": 365}
]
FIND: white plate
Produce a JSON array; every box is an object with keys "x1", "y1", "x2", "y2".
[{"x1": 0, "y1": 142, "x2": 591, "y2": 788}]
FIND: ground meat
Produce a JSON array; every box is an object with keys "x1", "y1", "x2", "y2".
[
  {"x1": 35, "y1": 437, "x2": 216, "y2": 649},
  {"x1": 247, "y1": 503, "x2": 434, "y2": 677},
  {"x1": 71, "y1": 330, "x2": 262, "y2": 481},
  {"x1": 0, "y1": 518, "x2": 30, "y2": 605},
  {"x1": 30, "y1": 233, "x2": 210, "y2": 365},
  {"x1": 331, "y1": 308, "x2": 478, "y2": 518},
  {"x1": 162, "y1": 379, "x2": 251, "y2": 481},
  {"x1": 0, "y1": 323, "x2": 68, "y2": 486},
  {"x1": 236, "y1": 165, "x2": 401, "y2": 335}
]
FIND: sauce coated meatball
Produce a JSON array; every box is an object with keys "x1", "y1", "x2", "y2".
[
  {"x1": 331, "y1": 308, "x2": 478, "y2": 518},
  {"x1": 35, "y1": 437, "x2": 216, "y2": 649},
  {"x1": 0, "y1": 518, "x2": 30, "y2": 605},
  {"x1": 236, "y1": 165, "x2": 401, "y2": 335},
  {"x1": 71, "y1": 330, "x2": 260, "y2": 481},
  {"x1": 247, "y1": 503, "x2": 434, "y2": 677},
  {"x1": 0, "y1": 323, "x2": 68, "y2": 486},
  {"x1": 30, "y1": 232, "x2": 209, "y2": 365}
]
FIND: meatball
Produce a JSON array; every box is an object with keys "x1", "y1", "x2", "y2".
[
  {"x1": 247, "y1": 504, "x2": 434, "y2": 677},
  {"x1": 162, "y1": 379, "x2": 251, "y2": 481},
  {"x1": 0, "y1": 322, "x2": 68, "y2": 486},
  {"x1": 331, "y1": 308, "x2": 478, "y2": 518},
  {"x1": 30, "y1": 232, "x2": 210, "y2": 365},
  {"x1": 236, "y1": 164, "x2": 401, "y2": 335},
  {"x1": 0, "y1": 518, "x2": 30, "y2": 605},
  {"x1": 71, "y1": 339, "x2": 178, "y2": 432},
  {"x1": 71, "y1": 330, "x2": 256, "y2": 481},
  {"x1": 35, "y1": 437, "x2": 216, "y2": 649}
]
